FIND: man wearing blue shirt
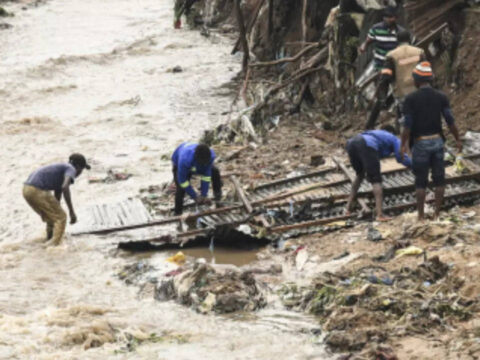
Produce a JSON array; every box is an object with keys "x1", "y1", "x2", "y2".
[
  {"x1": 346, "y1": 126, "x2": 411, "y2": 221},
  {"x1": 23, "y1": 153, "x2": 90, "y2": 245},
  {"x1": 171, "y1": 142, "x2": 222, "y2": 215}
]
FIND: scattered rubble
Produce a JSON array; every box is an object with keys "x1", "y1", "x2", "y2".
[{"x1": 278, "y1": 253, "x2": 477, "y2": 354}]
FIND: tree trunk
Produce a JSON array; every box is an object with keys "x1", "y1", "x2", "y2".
[
  {"x1": 268, "y1": 0, "x2": 274, "y2": 40},
  {"x1": 235, "y1": 0, "x2": 250, "y2": 73}
]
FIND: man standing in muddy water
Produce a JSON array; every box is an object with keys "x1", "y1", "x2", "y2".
[
  {"x1": 172, "y1": 142, "x2": 222, "y2": 215},
  {"x1": 345, "y1": 126, "x2": 412, "y2": 221},
  {"x1": 23, "y1": 153, "x2": 90, "y2": 245}
]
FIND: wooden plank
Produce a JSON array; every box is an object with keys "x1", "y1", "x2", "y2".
[
  {"x1": 270, "y1": 214, "x2": 353, "y2": 233},
  {"x1": 253, "y1": 166, "x2": 336, "y2": 191},
  {"x1": 231, "y1": 175, "x2": 253, "y2": 213}
]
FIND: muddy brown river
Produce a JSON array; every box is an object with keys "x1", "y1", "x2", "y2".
[{"x1": 0, "y1": 0, "x2": 328, "y2": 358}]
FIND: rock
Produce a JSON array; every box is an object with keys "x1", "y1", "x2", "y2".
[
  {"x1": 310, "y1": 154, "x2": 325, "y2": 167},
  {"x1": 172, "y1": 66, "x2": 183, "y2": 73},
  {"x1": 367, "y1": 227, "x2": 383, "y2": 242},
  {"x1": 0, "y1": 7, "x2": 12, "y2": 17},
  {"x1": 219, "y1": 24, "x2": 236, "y2": 33},
  {"x1": 325, "y1": 330, "x2": 367, "y2": 352},
  {"x1": 167, "y1": 65, "x2": 184, "y2": 73},
  {"x1": 322, "y1": 121, "x2": 333, "y2": 131}
]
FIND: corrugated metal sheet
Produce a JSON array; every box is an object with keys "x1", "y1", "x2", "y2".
[{"x1": 70, "y1": 198, "x2": 152, "y2": 235}]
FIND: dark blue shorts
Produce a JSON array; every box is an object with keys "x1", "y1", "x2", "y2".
[{"x1": 412, "y1": 138, "x2": 445, "y2": 189}]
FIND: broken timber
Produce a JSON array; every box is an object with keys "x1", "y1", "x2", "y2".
[
  {"x1": 74, "y1": 156, "x2": 480, "y2": 242},
  {"x1": 231, "y1": 175, "x2": 253, "y2": 213}
]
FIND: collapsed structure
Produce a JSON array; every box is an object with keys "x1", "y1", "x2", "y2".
[{"x1": 181, "y1": 0, "x2": 474, "y2": 136}]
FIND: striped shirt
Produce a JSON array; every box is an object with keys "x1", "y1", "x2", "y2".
[{"x1": 368, "y1": 22, "x2": 404, "y2": 69}]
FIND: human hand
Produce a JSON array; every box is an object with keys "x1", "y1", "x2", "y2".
[
  {"x1": 358, "y1": 43, "x2": 366, "y2": 54},
  {"x1": 195, "y1": 196, "x2": 211, "y2": 206},
  {"x1": 456, "y1": 141, "x2": 463, "y2": 154},
  {"x1": 70, "y1": 212, "x2": 77, "y2": 224}
]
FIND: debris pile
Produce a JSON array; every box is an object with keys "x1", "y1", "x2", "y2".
[
  {"x1": 272, "y1": 210, "x2": 480, "y2": 357},
  {"x1": 117, "y1": 261, "x2": 155, "y2": 285},
  {"x1": 279, "y1": 255, "x2": 477, "y2": 354},
  {"x1": 156, "y1": 261, "x2": 266, "y2": 314},
  {"x1": 186, "y1": 0, "x2": 480, "y2": 145}
]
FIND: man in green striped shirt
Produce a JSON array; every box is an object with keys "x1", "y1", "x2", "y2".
[
  {"x1": 360, "y1": 6, "x2": 405, "y2": 129},
  {"x1": 359, "y1": 6, "x2": 405, "y2": 70}
]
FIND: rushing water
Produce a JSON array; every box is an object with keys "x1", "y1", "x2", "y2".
[{"x1": 0, "y1": 1, "x2": 328, "y2": 358}]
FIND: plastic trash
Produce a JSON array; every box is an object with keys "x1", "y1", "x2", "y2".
[
  {"x1": 166, "y1": 251, "x2": 186, "y2": 265},
  {"x1": 395, "y1": 246, "x2": 424, "y2": 258},
  {"x1": 367, "y1": 275, "x2": 393, "y2": 285},
  {"x1": 455, "y1": 153, "x2": 466, "y2": 174}
]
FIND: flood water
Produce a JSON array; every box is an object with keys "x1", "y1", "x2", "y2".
[{"x1": 0, "y1": 1, "x2": 328, "y2": 358}]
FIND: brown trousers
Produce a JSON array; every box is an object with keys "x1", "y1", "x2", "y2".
[{"x1": 23, "y1": 185, "x2": 66, "y2": 245}]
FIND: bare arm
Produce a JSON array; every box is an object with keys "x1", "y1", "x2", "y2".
[
  {"x1": 441, "y1": 97, "x2": 462, "y2": 153},
  {"x1": 449, "y1": 124, "x2": 462, "y2": 153},
  {"x1": 400, "y1": 127, "x2": 411, "y2": 162},
  {"x1": 359, "y1": 37, "x2": 373, "y2": 53},
  {"x1": 62, "y1": 176, "x2": 77, "y2": 224}
]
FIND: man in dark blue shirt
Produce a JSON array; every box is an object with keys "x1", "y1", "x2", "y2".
[
  {"x1": 23, "y1": 153, "x2": 90, "y2": 245},
  {"x1": 346, "y1": 126, "x2": 411, "y2": 221},
  {"x1": 171, "y1": 142, "x2": 222, "y2": 215},
  {"x1": 401, "y1": 62, "x2": 462, "y2": 220}
]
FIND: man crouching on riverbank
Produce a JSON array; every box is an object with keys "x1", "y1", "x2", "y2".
[
  {"x1": 346, "y1": 126, "x2": 412, "y2": 221},
  {"x1": 23, "y1": 153, "x2": 90, "y2": 245},
  {"x1": 172, "y1": 142, "x2": 222, "y2": 215}
]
